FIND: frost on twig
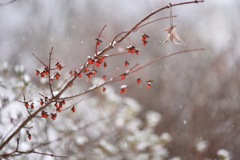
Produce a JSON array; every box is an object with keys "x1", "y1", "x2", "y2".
[{"x1": 163, "y1": 25, "x2": 185, "y2": 45}]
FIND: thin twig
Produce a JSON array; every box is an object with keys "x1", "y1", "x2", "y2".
[
  {"x1": 130, "y1": 48, "x2": 205, "y2": 74},
  {"x1": 32, "y1": 103, "x2": 125, "y2": 149},
  {"x1": 48, "y1": 47, "x2": 54, "y2": 97},
  {"x1": 63, "y1": 48, "x2": 204, "y2": 100},
  {"x1": 32, "y1": 53, "x2": 47, "y2": 67},
  {"x1": 95, "y1": 25, "x2": 107, "y2": 54},
  {"x1": 0, "y1": 0, "x2": 17, "y2": 7},
  {"x1": 0, "y1": 149, "x2": 68, "y2": 159},
  {"x1": 98, "y1": 0, "x2": 204, "y2": 58},
  {"x1": 137, "y1": 15, "x2": 177, "y2": 29}
]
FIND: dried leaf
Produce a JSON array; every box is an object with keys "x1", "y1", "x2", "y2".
[{"x1": 163, "y1": 25, "x2": 185, "y2": 45}]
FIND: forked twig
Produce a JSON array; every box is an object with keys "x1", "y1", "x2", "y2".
[{"x1": 0, "y1": 0, "x2": 204, "y2": 153}]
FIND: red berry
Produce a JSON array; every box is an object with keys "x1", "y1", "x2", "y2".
[
  {"x1": 102, "y1": 87, "x2": 106, "y2": 92},
  {"x1": 137, "y1": 78, "x2": 142, "y2": 85},
  {"x1": 55, "y1": 72, "x2": 60, "y2": 80},
  {"x1": 71, "y1": 106, "x2": 76, "y2": 112},
  {"x1": 25, "y1": 102, "x2": 29, "y2": 109},
  {"x1": 125, "y1": 61, "x2": 129, "y2": 67},
  {"x1": 51, "y1": 113, "x2": 57, "y2": 120},
  {"x1": 103, "y1": 62, "x2": 107, "y2": 68},
  {"x1": 30, "y1": 103, "x2": 34, "y2": 109},
  {"x1": 36, "y1": 70, "x2": 40, "y2": 76},
  {"x1": 120, "y1": 85, "x2": 128, "y2": 94}
]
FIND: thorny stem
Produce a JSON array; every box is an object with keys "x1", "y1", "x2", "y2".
[{"x1": 0, "y1": 0, "x2": 204, "y2": 152}]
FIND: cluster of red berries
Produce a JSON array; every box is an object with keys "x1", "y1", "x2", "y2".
[
  {"x1": 36, "y1": 66, "x2": 49, "y2": 78},
  {"x1": 126, "y1": 46, "x2": 140, "y2": 55},
  {"x1": 87, "y1": 55, "x2": 107, "y2": 68},
  {"x1": 36, "y1": 62, "x2": 63, "y2": 82},
  {"x1": 24, "y1": 102, "x2": 34, "y2": 109},
  {"x1": 40, "y1": 99, "x2": 76, "y2": 121},
  {"x1": 142, "y1": 34, "x2": 149, "y2": 46}
]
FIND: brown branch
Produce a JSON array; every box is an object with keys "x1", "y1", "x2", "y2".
[
  {"x1": 111, "y1": 0, "x2": 204, "y2": 53},
  {"x1": 32, "y1": 53, "x2": 47, "y2": 67},
  {"x1": 0, "y1": 100, "x2": 53, "y2": 150},
  {"x1": 0, "y1": 0, "x2": 17, "y2": 7},
  {"x1": 94, "y1": 0, "x2": 204, "y2": 60},
  {"x1": 48, "y1": 47, "x2": 54, "y2": 97},
  {"x1": 109, "y1": 16, "x2": 176, "y2": 47},
  {"x1": 62, "y1": 48, "x2": 203, "y2": 101},
  {"x1": 32, "y1": 103, "x2": 125, "y2": 149},
  {"x1": 0, "y1": 149, "x2": 68, "y2": 159},
  {"x1": 130, "y1": 48, "x2": 205, "y2": 74},
  {"x1": 17, "y1": 149, "x2": 68, "y2": 158},
  {"x1": 0, "y1": 0, "x2": 204, "y2": 152},
  {"x1": 61, "y1": 78, "x2": 116, "y2": 100},
  {"x1": 95, "y1": 25, "x2": 107, "y2": 54},
  {"x1": 0, "y1": 137, "x2": 68, "y2": 159},
  {"x1": 137, "y1": 15, "x2": 177, "y2": 29}
]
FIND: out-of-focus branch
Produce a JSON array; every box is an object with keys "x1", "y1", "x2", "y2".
[{"x1": 0, "y1": 0, "x2": 17, "y2": 7}]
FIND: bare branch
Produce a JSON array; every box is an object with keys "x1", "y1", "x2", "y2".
[
  {"x1": 130, "y1": 48, "x2": 205, "y2": 74},
  {"x1": 95, "y1": 25, "x2": 107, "y2": 54},
  {"x1": 0, "y1": 0, "x2": 17, "y2": 7},
  {"x1": 48, "y1": 47, "x2": 54, "y2": 97}
]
